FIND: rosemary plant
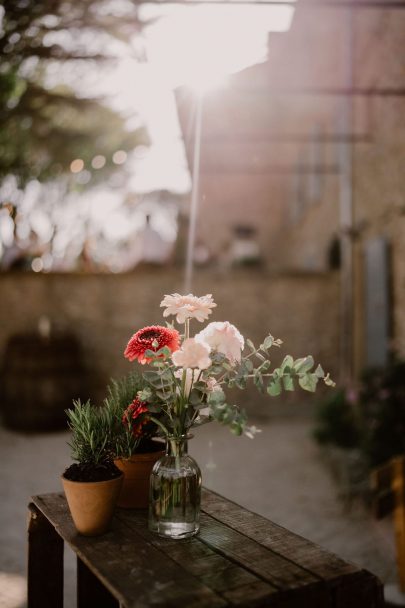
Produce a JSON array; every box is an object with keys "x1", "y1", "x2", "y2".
[{"x1": 66, "y1": 399, "x2": 112, "y2": 466}]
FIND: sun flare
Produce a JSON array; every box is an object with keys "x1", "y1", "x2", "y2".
[{"x1": 142, "y1": 3, "x2": 295, "y2": 92}]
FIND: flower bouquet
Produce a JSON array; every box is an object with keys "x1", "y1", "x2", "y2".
[{"x1": 123, "y1": 293, "x2": 335, "y2": 539}]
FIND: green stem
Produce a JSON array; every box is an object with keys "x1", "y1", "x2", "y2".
[{"x1": 149, "y1": 415, "x2": 170, "y2": 438}]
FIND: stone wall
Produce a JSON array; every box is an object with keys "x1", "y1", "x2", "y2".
[
  {"x1": 267, "y1": 9, "x2": 405, "y2": 369},
  {"x1": 0, "y1": 268, "x2": 339, "y2": 418}
]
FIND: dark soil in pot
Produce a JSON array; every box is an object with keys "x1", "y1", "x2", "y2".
[{"x1": 63, "y1": 461, "x2": 122, "y2": 482}]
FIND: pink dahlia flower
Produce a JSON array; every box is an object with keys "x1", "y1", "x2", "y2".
[
  {"x1": 124, "y1": 325, "x2": 180, "y2": 364},
  {"x1": 160, "y1": 293, "x2": 216, "y2": 324}
]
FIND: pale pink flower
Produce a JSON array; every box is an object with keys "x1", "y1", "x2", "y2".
[
  {"x1": 195, "y1": 321, "x2": 245, "y2": 364},
  {"x1": 160, "y1": 293, "x2": 216, "y2": 324},
  {"x1": 172, "y1": 338, "x2": 212, "y2": 370}
]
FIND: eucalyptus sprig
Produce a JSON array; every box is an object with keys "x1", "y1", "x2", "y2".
[{"x1": 127, "y1": 334, "x2": 335, "y2": 439}]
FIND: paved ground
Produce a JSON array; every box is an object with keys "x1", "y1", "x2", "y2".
[{"x1": 0, "y1": 417, "x2": 399, "y2": 608}]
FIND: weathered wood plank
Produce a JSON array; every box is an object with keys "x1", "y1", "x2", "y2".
[
  {"x1": 201, "y1": 489, "x2": 384, "y2": 607},
  {"x1": 77, "y1": 557, "x2": 120, "y2": 608},
  {"x1": 222, "y1": 582, "x2": 330, "y2": 608},
  {"x1": 32, "y1": 494, "x2": 228, "y2": 608},
  {"x1": 116, "y1": 508, "x2": 278, "y2": 604},
  {"x1": 116, "y1": 507, "x2": 330, "y2": 606},
  {"x1": 27, "y1": 503, "x2": 64, "y2": 608},
  {"x1": 31, "y1": 491, "x2": 384, "y2": 608},
  {"x1": 201, "y1": 488, "x2": 360, "y2": 580},
  {"x1": 198, "y1": 512, "x2": 320, "y2": 590},
  {"x1": 331, "y1": 570, "x2": 385, "y2": 608}
]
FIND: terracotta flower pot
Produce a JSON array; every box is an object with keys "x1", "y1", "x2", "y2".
[
  {"x1": 61, "y1": 473, "x2": 123, "y2": 536},
  {"x1": 114, "y1": 450, "x2": 165, "y2": 509}
]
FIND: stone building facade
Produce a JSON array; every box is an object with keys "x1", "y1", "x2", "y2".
[{"x1": 176, "y1": 4, "x2": 405, "y2": 377}]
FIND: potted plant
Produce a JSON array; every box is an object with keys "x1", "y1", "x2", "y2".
[
  {"x1": 62, "y1": 399, "x2": 123, "y2": 536},
  {"x1": 103, "y1": 372, "x2": 165, "y2": 508}
]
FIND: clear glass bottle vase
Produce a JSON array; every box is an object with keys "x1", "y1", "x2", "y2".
[{"x1": 148, "y1": 435, "x2": 201, "y2": 539}]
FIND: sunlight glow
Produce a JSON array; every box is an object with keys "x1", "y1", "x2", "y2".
[
  {"x1": 0, "y1": 572, "x2": 26, "y2": 608},
  {"x1": 1, "y1": 3, "x2": 297, "y2": 272},
  {"x1": 143, "y1": 4, "x2": 295, "y2": 91}
]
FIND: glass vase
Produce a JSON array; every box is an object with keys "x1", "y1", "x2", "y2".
[{"x1": 148, "y1": 435, "x2": 201, "y2": 539}]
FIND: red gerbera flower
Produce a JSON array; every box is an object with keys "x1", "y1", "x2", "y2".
[
  {"x1": 122, "y1": 398, "x2": 149, "y2": 437},
  {"x1": 124, "y1": 325, "x2": 180, "y2": 364}
]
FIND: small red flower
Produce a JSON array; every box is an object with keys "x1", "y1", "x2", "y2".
[
  {"x1": 122, "y1": 398, "x2": 149, "y2": 438},
  {"x1": 124, "y1": 325, "x2": 180, "y2": 365}
]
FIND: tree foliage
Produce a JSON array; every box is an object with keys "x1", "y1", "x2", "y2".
[{"x1": 0, "y1": 0, "x2": 147, "y2": 184}]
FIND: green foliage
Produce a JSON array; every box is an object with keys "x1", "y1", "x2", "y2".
[
  {"x1": 0, "y1": 0, "x2": 148, "y2": 184},
  {"x1": 66, "y1": 399, "x2": 112, "y2": 466},
  {"x1": 103, "y1": 371, "x2": 158, "y2": 459},
  {"x1": 313, "y1": 360, "x2": 405, "y2": 468},
  {"x1": 313, "y1": 390, "x2": 361, "y2": 449},
  {"x1": 359, "y1": 360, "x2": 405, "y2": 467}
]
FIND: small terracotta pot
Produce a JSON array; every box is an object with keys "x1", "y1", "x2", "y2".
[
  {"x1": 114, "y1": 450, "x2": 165, "y2": 509},
  {"x1": 61, "y1": 473, "x2": 123, "y2": 536}
]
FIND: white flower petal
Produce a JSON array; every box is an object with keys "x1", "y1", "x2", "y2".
[
  {"x1": 160, "y1": 293, "x2": 216, "y2": 324},
  {"x1": 195, "y1": 321, "x2": 244, "y2": 364}
]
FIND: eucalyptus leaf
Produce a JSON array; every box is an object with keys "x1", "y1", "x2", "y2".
[
  {"x1": 189, "y1": 389, "x2": 204, "y2": 406},
  {"x1": 283, "y1": 375, "x2": 295, "y2": 392},
  {"x1": 254, "y1": 373, "x2": 264, "y2": 392},
  {"x1": 246, "y1": 338, "x2": 256, "y2": 352},
  {"x1": 257, "y1": 360, "x2": 271, "y2": 374},
  {"x1": 245, "y1": 359, "x2": 254, "y2": 372},
  {"x1": 314, "y1": 364, "x2": 325, "y2": 378},
  {"x1": 281, "y1": 355, "x2": 294, "y2": 371},
  {"x1": 235, "y1": 376, "x2": 247, "y2": 390},
  {"x1": 193, "y1": 381, "x2": 208, "y2": 391},
  {"x1": 207, "y1": 389, "x2": 226, "y2": 405},
  {"x1": 298, "y1": 373, "x2": 318, "y2": 392},
  {"x1": 267, "y1": 378, "x2": 282, "y2": 396},
  {"x1": 293, "y1": 356, "x2": 314, "y2": 374}
]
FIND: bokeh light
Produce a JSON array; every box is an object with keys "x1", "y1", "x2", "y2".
[
  {"x1": 70, "y1": 159, "x2": 84, "y2": 173},
  {"x1": 91, "y1": 155, "x2": 106, "y2": 169},
  {"x1": 112, "y1": 150, "x2": 127, "y2": 165},
  {"x1": 31, "y1": 257, "x2": 44, "y2": 272}
]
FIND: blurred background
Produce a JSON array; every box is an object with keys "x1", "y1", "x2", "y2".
[{"x1": 0, "y1": 0, "x2": 404, "y2": 606}]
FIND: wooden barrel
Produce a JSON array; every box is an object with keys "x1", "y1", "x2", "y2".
[{"x1": 1, "y1": 333, "x2": 88, "y2": 431}]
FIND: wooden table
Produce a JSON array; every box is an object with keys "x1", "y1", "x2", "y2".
[{"x1": 28, "y1": 490, "x2": 384, "y2": 608}]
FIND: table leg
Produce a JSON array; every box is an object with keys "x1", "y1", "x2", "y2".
[
  {"x1": 27, "y1": 503, "x2": 64, "y2": 608},
  {"x1": 77, "y1": 557, "x2": 120, "y2": 608}
]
